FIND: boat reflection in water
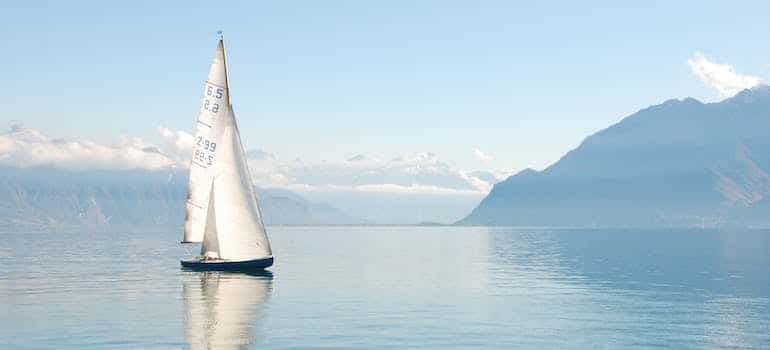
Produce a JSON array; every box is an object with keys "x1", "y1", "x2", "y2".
[{"x1": 183, "y1": 271, "x2": 273, "y2": 349}]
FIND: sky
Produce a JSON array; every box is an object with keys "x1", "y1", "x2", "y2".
[{"x1": 2, "y1": 0, "x2": 770, "y2": 173}]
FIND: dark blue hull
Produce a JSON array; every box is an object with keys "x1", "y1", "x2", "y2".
[{"x1": 180, "y1": 257, "x2": 274, "y2": 271}]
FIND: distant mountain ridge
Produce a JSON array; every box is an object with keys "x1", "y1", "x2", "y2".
[
  {"x1": 0, "y1": 166, "x2": 358, "y2": 230},
  {"x1": 459, "y1": 86, "x2": 770, "y2": 227}
]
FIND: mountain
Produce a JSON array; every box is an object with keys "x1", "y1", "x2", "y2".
[
  {"x1": 459, "y1": 86, "x2": 770, "y2": 227},
  {"x1": 0, "y1": 166, "x2": 358, "y2": 231},
  {"x1": 255, "y1": 187, "x2": 361, "y2": 225}
]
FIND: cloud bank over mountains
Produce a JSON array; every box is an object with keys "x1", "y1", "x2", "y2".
[
  {"x1": 0, "y1": 124, "x2": 176, "y2": 171},
  {"x1": 0, "y1": 125, "x2": 507, "y2": 196},
  {"x1": 249, "y1": 151, "x2": 503, "y2": 195},
  {"x1": 688, "y1": 52, "x2": 761, "y2": 98}
]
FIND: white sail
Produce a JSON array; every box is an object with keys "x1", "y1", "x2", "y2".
[
  {"x1": 183, "y1": 40, "x2": 230, "y2": 243},
  {"x1": 183, "y1": 272, "x2": 273, "y2": 349},
  {"x1": 187, "y1": 37, "x2": 273, "y2": 261},
  {"x1": 199, "y1": 107, "x2": 273, "y2": 260},
  {"x1": 200, "y1": 184, "x2": 220, "y2": 259}
]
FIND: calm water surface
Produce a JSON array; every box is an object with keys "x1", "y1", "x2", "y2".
[{"x1": 1, "y1": 227, "x2": 769, "y2": 349}]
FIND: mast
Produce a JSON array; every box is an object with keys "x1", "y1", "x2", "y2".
[
  {"x1": 217, "y1": 29, "x2": 227, "y2": 98},
  {"x1": 219, "y1": 30, "x2": 233, "y2": 107}
]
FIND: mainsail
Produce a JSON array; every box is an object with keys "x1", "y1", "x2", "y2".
[
  {"x1": 183, "y1": 38, "x2": 272, "y2": 262},
  {"x1": 183, "y1": 39, "x2": 229, "y2": 243}
]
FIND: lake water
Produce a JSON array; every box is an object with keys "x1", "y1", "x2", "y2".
[{"x1": 2, "y1": 227, "x2": 769, "y2": 349}]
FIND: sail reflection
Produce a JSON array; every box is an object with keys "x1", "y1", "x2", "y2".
[{"x1": 183, "y1": 271, "x2": 273, "y2": 350}]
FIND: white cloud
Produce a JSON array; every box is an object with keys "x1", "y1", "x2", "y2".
[
  {"x1": 688, "y1": 52, "x2": 761, "y2": 97},
  {"x1": 0, "y1": 125, "x2": 504, "y2": 195},
  {"x1": 473, "y1": 148, "x2": 494, "y2": 163},
  {"x1": 0, "y1": 124, "x2": 177, "y2": 171},
  {"x1": 246, "y1": 150, "x2": 496, "y2": 194},
  {"x1": 157, "y1": 126, "x2": 194, "y2": 162},
  {"x1": 282, "y1": 183, "x2": 485, "y2": 195}
]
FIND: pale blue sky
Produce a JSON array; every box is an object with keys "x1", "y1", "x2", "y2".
[{"x1": 3, "y1": 0, "x2": 769, "y2": 171}]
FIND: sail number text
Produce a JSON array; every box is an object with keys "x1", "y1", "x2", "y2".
[
  {"x1": 202, "y1": 84, "x2": 225, "y2": 115},
  {"x1": 194, "y1": 136, "x2": 217, "y2": 166}
]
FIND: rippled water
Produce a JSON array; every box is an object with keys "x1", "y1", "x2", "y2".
[{"x1": 2, "y1": 227, "x2": 769, "y2": 349}]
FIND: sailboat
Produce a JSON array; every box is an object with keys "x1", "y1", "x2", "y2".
[{"x1": 180, "y1": 35, "x2": 274, "y2": 270}]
